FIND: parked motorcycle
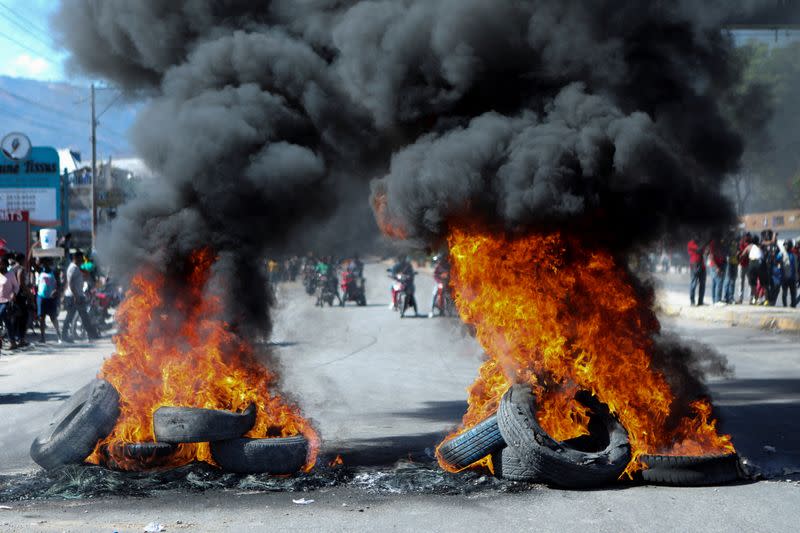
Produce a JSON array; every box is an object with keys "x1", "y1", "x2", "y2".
[
  {"x1": 340, "y1": 270, "x2": 366, "y2": 306},
  {"x1": 69, "y1": 290, "x2": 113, "y2": 339}
]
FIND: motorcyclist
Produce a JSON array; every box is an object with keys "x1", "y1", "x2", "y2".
[
  {"x1": 389, "y1": 255, "x2": 414, "y2": 310},
  {"x1": 316, "y1": 256, "x2": 342, "y2": 306},
  {"x1": 429, "y1": 254, "x2": 451, "y2": 317},
  {"x1": 348, "y1": 254, "x2": 365, "y2": 279}
]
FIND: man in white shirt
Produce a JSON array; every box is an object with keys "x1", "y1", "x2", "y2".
[{"x1": 61, "y1": 251, "x2": 98, "y2": 342}]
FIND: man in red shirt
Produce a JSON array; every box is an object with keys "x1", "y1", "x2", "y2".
[{"x1": 687, "y1": 237, "x2": 707, "y2": 306}]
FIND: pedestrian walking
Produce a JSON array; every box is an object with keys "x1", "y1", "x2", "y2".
[
  {"x1": 61, "y1": 250, "x2": 99, "y2": 342},
  {"x1": 687, "y1": 237, "x2": 707, "y2": 306},
  {"x1": 36, "y1": 260, "x2": 61, "y2": 343}
]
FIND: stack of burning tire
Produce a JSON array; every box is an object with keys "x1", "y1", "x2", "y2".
[
  {"x1": 30, "y1": 379, "x2": 308, "y2": 474},
  {"x1": 438, "y1": 385, "x2": 741, "y2": 488}
]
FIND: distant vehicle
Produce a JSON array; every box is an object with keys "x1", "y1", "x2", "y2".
[
  {"x1": 340, "y1": 270, "x2": 366, "y2": 306},
  {"x1": 431, "y1": 270, "x2": 455, "y2": 317},
  {"x1": 389, "y1": 270, "x2": 417, "y2": 318}
]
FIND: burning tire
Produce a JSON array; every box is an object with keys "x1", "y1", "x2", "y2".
[
  {"x1": 496, "y1": 385, "x2": 631, "y2": 488},
  {"x1": 437, "y1": 415, "x2": 505, "y2": 471},
  {"x1": 210, "y1": 435, "x2": 308, "y2": 474},
  {"x1": 153, "y1": 404, "x2": 256, "y2": 444},
  {"x1": 638, "y1": 453, "x2": 741, "y2": 486},
  {"x1": 102, "y1": 442, "x2": 178, "y2": 470},
  {"x1": 30, "y1": 379, "x2": 120, "y2": 470}
]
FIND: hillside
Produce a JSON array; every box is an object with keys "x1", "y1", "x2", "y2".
[{"x1": 0, "y1": 75, "x2": 138, "y2": 159}]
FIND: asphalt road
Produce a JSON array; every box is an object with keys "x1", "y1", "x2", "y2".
[{"x1": 1, "y1": 260, "x2": 798, "y2": 531}]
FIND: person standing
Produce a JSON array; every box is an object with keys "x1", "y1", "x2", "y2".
[
  {"x1": 737, "y1": 233, "x2": 752, "y2": 304},
  {"x1": 0, "y1": 257, "x2": 19, "y2": 350},
  {"x1": 709, "y1": 239, "x2": 726, "y2": 305},
  {"x1": 687, "y1": 237, "x2": 707, "y2": 306},
  {"x1": 779, "y1": 240, "x2": 798, "y2": 308},
  {"x1": 36, "y1": 260, "x2": 61, "y2": 343},
  {"x1": 61, "y1": 251, "x2": 98, "y2": 342},
  {"x1": 724, "y1": 235, "x2": 739, "y2": 304},
  {"x1": 741, "y1": 236, "x2": 764, "y2": 305}
]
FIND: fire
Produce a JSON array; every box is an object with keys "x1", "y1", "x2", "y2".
[
  {"x1": 437, "y1": 226, "x2": 733, "y2": 475},
  {"x1": 87, "y1": 249, "x2": 319, "y2": 471},
  {"x1": 328, "y1": 454, "x2": 344, "y2": 467}
]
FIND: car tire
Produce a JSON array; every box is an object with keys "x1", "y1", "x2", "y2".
[
  {"x1": 30, "y1": 379, "x2": 120, "y2": 470},
  {"x1": 153, "y1": 404, "x2": 256, "y2": 444},
  {"x1": 638, "y1": 453, "x2": 741, "y2": 486},
  {"x1": 437, "y1": 415, "x2": 506, "y2": 471},
  {"x1": 496, "y1": 385, "x2": 631, "y2": 488},
  {"x1": 210, "y1": 435, "x2": 308, "y2": 474}
]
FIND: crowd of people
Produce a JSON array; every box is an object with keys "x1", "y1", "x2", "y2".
[
  {"x1": 0, "y1": 246, "x2": 109, "y2": 352},
  {"x1": 688, "y1": 229, "x2": 799, "y2": 308}
]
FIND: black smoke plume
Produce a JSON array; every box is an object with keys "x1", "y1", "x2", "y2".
[{"x1": 54, "y1": 1, "x2": 769, "y2": 333}]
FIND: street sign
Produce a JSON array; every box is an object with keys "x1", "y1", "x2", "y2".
[{"x1": 0, "y1": 135, "x2": 60, "y2": 227}]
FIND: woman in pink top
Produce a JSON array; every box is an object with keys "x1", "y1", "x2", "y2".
[{"x1": 0, "y1": 256, "x2": 19, "y2": 350}]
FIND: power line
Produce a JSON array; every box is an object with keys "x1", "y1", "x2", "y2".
[
  {"x1": 0, "y1": 10, "x2": 56, "y2": 52},
  {"x1": 0, "y1": 85, "x2": 127, "y2": 138},
  {"x1": 0, "y1": 1, "x2": 55, "y2": 43},
  {"x1": 0, "y1": 86, "x2": 86, "y2": 125},
  {"x1": 0, "y1": 29, "x2": 51, "y2": 58}
]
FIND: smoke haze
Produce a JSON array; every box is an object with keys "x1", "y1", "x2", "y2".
[{"x1": 54, "y1": 0, "x2": 771, "y2": 331}]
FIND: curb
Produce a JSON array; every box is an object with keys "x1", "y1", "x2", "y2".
[{"x1": 658, "y1": 301, "x2": 800, "y2": 332}]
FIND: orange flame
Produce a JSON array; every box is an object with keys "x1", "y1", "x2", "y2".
[
  {"x1": 437, "y1": 227, "x2": 733, "y2": 475},
  {"x1": 372, "y1": 190, "x2": 408, "y2": 240},
  {"x1": 86, "y1": 249, "x2": 319, "y2": 471},
  {"x1": 328, "y1": 454, "x2": 344, "y2": 467}
]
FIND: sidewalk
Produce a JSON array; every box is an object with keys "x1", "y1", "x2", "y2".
[{"x1": 655, "y1": 273, "x2": 800, "y2": 332}]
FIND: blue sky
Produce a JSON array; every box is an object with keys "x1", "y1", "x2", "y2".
[{"x1": 0, "y1": 0, "x2": 65, "y2": 81}]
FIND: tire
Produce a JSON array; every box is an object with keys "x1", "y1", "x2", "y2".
[
  {"x1": 399, "y1": 293, "x2": 407, "y2": 318},
  {"x1": 492, "y1": 445, "x2": 540, "y2": 481},
  {"x1": 30, "y1": 379, "x2": 120, "y2": 470},
  {"x1": 210, "y1": 435, "x2": 308, "y2": 474},
  {"x1": 153, "y1": 404, "x2": 256, "y2": 444},
  {"x1": 102, "y1": 442, "x2": 178, "y2": 470},
  {"x1": 437, "y1": 415, "x2": 506, "y2": 471},
  {"x1": 638, "y1": 453, "x2": 741, "y2": 486},
  {"x1": 496, "y1": 385, "x2": 631, "y2": 488}
]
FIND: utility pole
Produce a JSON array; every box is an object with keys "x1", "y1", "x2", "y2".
[{"x1": 90, "y1": 83, "x2": 97, "y2": 252}]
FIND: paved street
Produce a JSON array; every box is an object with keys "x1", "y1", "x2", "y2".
[{"x1": 0, "y1": 261, "x2": 799, "y2": 531}]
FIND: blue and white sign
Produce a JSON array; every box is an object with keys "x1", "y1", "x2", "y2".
[{"x1": 0, "y1": 135, "x2": 60, "y2": 226}]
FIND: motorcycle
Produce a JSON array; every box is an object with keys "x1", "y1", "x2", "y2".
[
  {"x1": 69, "y1": 290, "x2": 113, "y2": 339},
  {"x1": 431, "y1": 271, "x2": 455, "y2": 317},
  {"x1": 303, "y1": 265, "x2": 318, "y2": 296},
  {"x1": 340, "y1": 270, "x2": 366, "y2": 306},
  {"x1": 316, "y1": 272, "x2": 339, "y2": 307},
  {"x1": 389, "y1": 270, "x2": 417, "y2": 318}
]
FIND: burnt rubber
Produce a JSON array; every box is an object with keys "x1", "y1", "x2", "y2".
[
  {"x1": 109, "y1": 441, "x2": 177, "y2": 459},
  {"x1": 102, "y1": 441, "x2": 178, "y2": 470},
  {"x1": 153, "y1": 404, "x2": 256, "y2": 444},
  {"x1": 437, "y1": 415, "x2": 505, "y2": 471},
  {"x1": 30, "y1": 379, "x2": 120, "y2": 470},
  {"x1": 496, "y1": 385, "x2": 631, "y2": 488},
  {"x1": 638, "y1": 453, "x2": 741, "y2": 486},
  {"x1": 491, "y1": 445, "x2": 535, "y2": 481},
  {"x1": 210, "y1": 435, "x2": 308, "y2": 474}
]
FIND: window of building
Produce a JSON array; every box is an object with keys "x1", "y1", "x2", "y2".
[{"x1": 773, "y1": 215, "x2": 785, "y2": 226}]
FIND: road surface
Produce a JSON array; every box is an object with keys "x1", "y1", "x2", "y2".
[{"x1": 0, "y1": 260, "x2": 798, "y2": 531}]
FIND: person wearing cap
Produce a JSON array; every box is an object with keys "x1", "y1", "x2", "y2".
[{"x1": 61, "y1": 250, "x2": 99, "y2": 342}]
